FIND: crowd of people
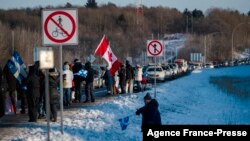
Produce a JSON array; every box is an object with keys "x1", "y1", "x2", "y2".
[
  {"x1": 0, "y1": 61, "x2": 61, "y2": 122},
  {"x1": 0, "y1": 59, "x2": 147, "y2": 123}
]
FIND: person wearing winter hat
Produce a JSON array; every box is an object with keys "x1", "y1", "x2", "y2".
[
  {"x1": 73, "y1": 59, "x2": 80, "y2": 63},
  {"x1": 136, "y1": 93, "x2": 161, "y2": 132},
  {"x1": 143, "y1": 92, "x2": 152, "y2": 100}
]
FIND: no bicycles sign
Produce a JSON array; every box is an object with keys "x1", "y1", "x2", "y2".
[{"x1": 42, "y1": 9, "x2": 78, "y2": 45}]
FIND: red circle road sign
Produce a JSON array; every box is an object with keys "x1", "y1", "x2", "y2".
[
  {"x1": 44, "y1": 11, "x2": 76, "y2": 43},
  {"x1": 147, "y1": 40, "x2": 163, "y2": 56}
]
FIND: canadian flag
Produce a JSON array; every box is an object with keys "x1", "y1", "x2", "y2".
[{"x1": 95, "y1": 35, "x2": 122, "y2": 76}]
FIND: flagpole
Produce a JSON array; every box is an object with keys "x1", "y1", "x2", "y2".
[
  {"x1": 152, "y1": 33, "x2": 157, "y2": 98},
  {"x1": 94, "y1": 35, "x2": 106, "y2": 54},
  {"x1": 154, "y1": 56, "x2": 157, "y2": 98}
]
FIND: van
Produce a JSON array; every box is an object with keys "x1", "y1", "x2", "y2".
[{"x1": 174, "y1": 59, "x2": 188, "y2": 73}]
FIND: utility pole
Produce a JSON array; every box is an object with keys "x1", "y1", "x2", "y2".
[
  {"x1": 186, "y1": 15, "x2": 189, "y2": 33},
  {"x1": 204, "y1": 35, "x2": 207, "y2": 64},
  {"x1": 191, "y1": 15, "x2": 194, "y2": 34},
  {"x1": 136, "y1": 0, "x2": 143, "y2": 25}
]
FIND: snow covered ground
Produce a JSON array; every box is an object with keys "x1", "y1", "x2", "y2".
[{"x1": 1, "y1": 65, "x2": 250, "y2": 141}]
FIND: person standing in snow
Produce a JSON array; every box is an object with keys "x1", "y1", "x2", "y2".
[
  {"x1": 3, "y1": 65, "x2": 17, "y2": 114},
  {"x1": 26, "y1": 65, "x2": 40, "y2": 122},
  {"x1": 63, "y1": 63, "x2": 73, "y2": 107},
  {"x1": 84, "y1": 61, "x2": 95, "y2": 103},
  {"x1": 102, "y1": 67, "x2": 113, "y2": 95},
  {"x1": 34, "y1": 61, "x2": 46, "y2": 119},
  {"x1": 72, "y1": 59, "x2": 84, "y2": 103},
  {"x1": 136, "y1": 93, "x2": 161, "y2": 132},
  {"x1": 16, "y1": 80, "x2": 26, "y2": 114},
  {"x1": 118, "y1": 64, "x2": 126, "y2": 94},
  {"x1": 113, "y1": 71, "x2": 119, "y2": 94},
  {"x1": 125, "y1": 60, "x2": 134, "y2": 93},
  {"x1": 48, "y1": 68, "x2": 60, "y2": 122},
  {"x1": 134, "y1": 64, "x2": 143, "y2": 92}
]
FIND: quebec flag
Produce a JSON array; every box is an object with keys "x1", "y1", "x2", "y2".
[
  {"x1": 7, "y1": 51, "x2": 27, "y2": 84},
  {"x1": 74, "y1": 69, "x2": 88, "y2": 78},
  {"x1": 118, "y1": 116, "x2": 130, "y2": 130}
]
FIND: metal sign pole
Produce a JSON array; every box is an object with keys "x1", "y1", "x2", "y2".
[
  {"x1": 154, "y1": 56, "x2": 157, "y2": 98},
  {"x1": 175, "y1": 46, "x2": 178, "y2": 59},
  {"x1": 204, "y1": 35, "x2": 207, "y2": 64},
  {"x1": 163, "y1": 40, "x2": 165, "y2": 63},
  {"x1": 59, "y1": 45, "x2": 64, "y2": 134},
  {"x1": 42, "y1": 9, "x2": 78, "y2": 136},
  {"x1": 45, "y1": 70, "x2": 50, "y2": 141}
]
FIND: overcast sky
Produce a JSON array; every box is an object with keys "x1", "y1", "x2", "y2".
[{"x1": 0, "y1": 0, "x2": 249, "y2": 14}]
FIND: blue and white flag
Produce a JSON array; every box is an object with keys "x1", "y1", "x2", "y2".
[
  {"x1": 74, "y1": 69, "x2": 88, "y2": 78},
  {"x1": 6, "y1": 51, "x2": 27, "y2": 85},
  {"x1": 12, "y1": 51, "x2": 27, "y2": 78},
  {"x1": 118, "y1": 116, "x2": 130, "y2": 130}
]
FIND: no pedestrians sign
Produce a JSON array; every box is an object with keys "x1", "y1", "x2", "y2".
[
  {"x1": 147, "y1": 40, "x2": 164, "y2": 57},
  {"x1": 42, "y1": 9, "x2": 78, "y2": 45}
]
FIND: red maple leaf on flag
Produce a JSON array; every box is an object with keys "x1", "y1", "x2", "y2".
[
  {"x1": 95, "y1": 35, "x2": 122, "y2": 76},
  {"x1": 108, "y1": 51, "x2": 113, "y2": 62}
]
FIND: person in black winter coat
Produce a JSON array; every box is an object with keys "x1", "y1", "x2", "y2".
[
  {"x1": 3, "y1": 65, "x2": 17, "y2": 114},
  {"x1": 49, "y1": 68, "x2": 60, "y2": 122},
  {"x1": 84, "y1": 61, "x2": 95, "y2": 103},
  {"x1": 103, "y1": 68, "x2": 113, "y2": 95},
  {"x1": 16, "y1": 80, "x2": 26, "y2": 114},
  {"x1": 118, "y1": 64, "x2": 126, "y2": 94},
  {"x1": 34, "y1": 61, "x2": 46, "y2": 119},
  {"x1": 72, "y1": 59, "x2": 84, "y2": 103},
  {"x1": 125, "y1": 60, "x2": 134, "y2": 93},
  {"x1": 136, "y1": 93, "x2": 161, "y2": 131},
  {"x1": 26, "y1": 65, "x2": 40, "y2": 122}
]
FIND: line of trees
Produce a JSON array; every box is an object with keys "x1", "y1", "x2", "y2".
[{"x1": 0, "y1": 1, "x2": 249, "y2": 67}]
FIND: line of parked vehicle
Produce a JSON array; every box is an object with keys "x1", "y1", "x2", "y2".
[
  {"x1": 188, "y1": 57, "x2": 250, "y2": 70},
  {"x1": 89, "y1": 59, "x2": 190, "y2": 88},
  {"x1": 143, "y1": 57, "x2": 250, "y2": 83},
  {"x1": 90, "y1": 57, "x2": 250, "y2": 88},
  {"x1": 143, "y1": 59, "x2": 189, "y2": 82},
  {"x1": 213, "y1": 58, "x2": 250, "y2": 68}
]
